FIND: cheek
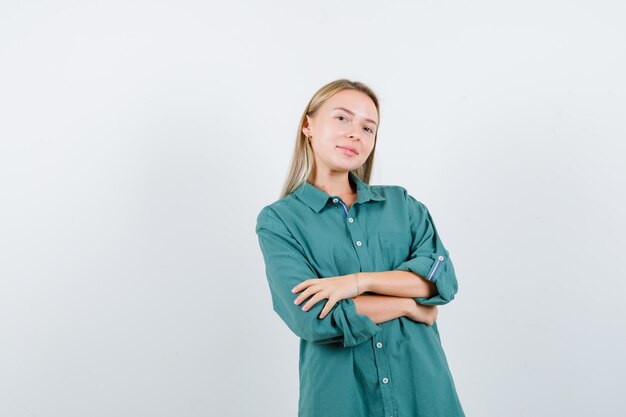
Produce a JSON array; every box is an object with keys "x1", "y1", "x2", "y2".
[{"x1": 314, "y1": 140, "x2": 339, "y2": 157}]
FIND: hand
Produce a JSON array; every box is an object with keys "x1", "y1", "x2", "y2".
[
  {"x1": 406, "y1": 302, "x2": 438, "y2": 326},
  {"x1": 292, "y1": 274, "x2": 360, "y2": 319}
]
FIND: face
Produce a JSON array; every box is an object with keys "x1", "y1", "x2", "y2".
[{"x1": 302, "y1": 89, "x2": 378, "y2": 175}]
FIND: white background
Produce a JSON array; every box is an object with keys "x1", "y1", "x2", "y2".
[{"x1": 1, "y1": 1, "x2": 625, "y2": 416}]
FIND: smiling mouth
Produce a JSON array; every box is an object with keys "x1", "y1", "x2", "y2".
[
  {"x1": 337, "y1": 146, "x2": 358, "y2": 155},
  {"x1": 337, "y1": 146, "x2": 358, "y2": 156}
]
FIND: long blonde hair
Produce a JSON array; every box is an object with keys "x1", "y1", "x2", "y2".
[{"x1": 279, "y1": 79, "x2": 381, "y2": 199}]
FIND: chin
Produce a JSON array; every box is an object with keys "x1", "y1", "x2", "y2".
[{"x1": 336, "y1": 163, "x2": 361, "y2": 172}]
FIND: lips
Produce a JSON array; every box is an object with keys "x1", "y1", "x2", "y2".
[{"x1": 337, "y1": 145, "x2": 358, "y2": 154}]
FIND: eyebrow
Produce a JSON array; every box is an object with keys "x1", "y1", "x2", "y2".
[{"x1": 332, "y1": 107, "x2": 378, "y2": 127}]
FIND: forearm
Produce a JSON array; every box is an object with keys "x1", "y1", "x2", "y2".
[
  {"x1": 352, "y1": 294, "x2": 413, "y2": 324},
  {"x1": 358, "y1": 270, "x2": 437, "y2": 298}
]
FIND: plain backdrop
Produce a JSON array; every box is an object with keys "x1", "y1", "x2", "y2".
[{"x1": 1, "y1": 1, "x2": 625, "y2": 416}]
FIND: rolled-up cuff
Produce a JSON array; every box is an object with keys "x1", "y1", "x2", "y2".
[
  {"x1": 396, "y1": 255, "x2": 457, "y2": 306},
  {"x1": 332, "y1": 298, "x2": 382, "y2": 347},
  {"x1": 395, "y1": 256, "x2": 436, "y2": 282}
]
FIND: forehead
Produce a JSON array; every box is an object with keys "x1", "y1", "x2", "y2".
[{"x1": 321, "y1": 90, "x2": 378, "y2": 123}]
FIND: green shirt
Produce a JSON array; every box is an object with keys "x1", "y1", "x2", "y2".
[{"x1": 255, "y1": 171, "x2": 465, "y2": 417}]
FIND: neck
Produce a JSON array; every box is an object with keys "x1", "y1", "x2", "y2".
[{"x1": 309, "y1": 170, "x2": 356, "y2": 197}]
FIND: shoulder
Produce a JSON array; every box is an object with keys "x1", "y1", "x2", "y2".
[
  {"x1": 376, "y1": 184, "x2": 434, "y2": 219},
  {"x1": 255, "y1": 194, "x2": 298, "y2": 232},
  {"x1": 373, "y1": 184, "x2": 428, "y2": 208},
  {"x1": 364, "y1": 183, "x2": 407, "y2": 204}
]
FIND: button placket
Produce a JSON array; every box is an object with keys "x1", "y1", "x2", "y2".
[
  {"x1": 332, "y1": 191, "x2": 396, "y2": 417},
  {"x1": 372, "y1": 335, "x2": 397, "y2": 417},
  {"x1": 331, "y1": 197, "x2": 369, "y2": 261}
]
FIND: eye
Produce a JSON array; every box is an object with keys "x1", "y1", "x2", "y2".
[
  {"x1": 337, "y1": 115, "x2": 348, "y2": 122},
  {"x1": 364, "y1": 127, "x2": 374, "y2": 133}
]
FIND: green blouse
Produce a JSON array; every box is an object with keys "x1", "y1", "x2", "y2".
[{"x1": 255, "y1": 171, "x2": 465, "y2": 417}]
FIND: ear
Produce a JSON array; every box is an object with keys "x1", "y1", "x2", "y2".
[{"x1": 302, "y1": 115, "x2": 312, "y2": 137}]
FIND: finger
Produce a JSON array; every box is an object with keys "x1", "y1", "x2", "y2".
[
  {"x1": 294, "y1": 286, "x2": 318, "y2": 306},
  {"x1": 319, "y1": 298, "x2": 337, "y2": 319},
  {"x1": 301, "y1": 291, "x2": 326, "y2": 312},
  {"x1": 291, "y1": 281, "x2": 307, "y2": 294},
  {"x1": 291, "y1": 278, "x2": 318, "y2": 294}
]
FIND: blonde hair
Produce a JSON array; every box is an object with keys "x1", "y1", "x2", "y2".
[{"x1": 279, "y1": 79, "x2": 381, "y2": 199}]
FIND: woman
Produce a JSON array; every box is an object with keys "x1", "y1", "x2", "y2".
[{"x1": 255, "y1": 79, "x2": 465, "y2": 417}]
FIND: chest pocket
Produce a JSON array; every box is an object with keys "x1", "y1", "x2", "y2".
[{"x1": 376, "y1": 230, "x2": 411, "y2": 269}]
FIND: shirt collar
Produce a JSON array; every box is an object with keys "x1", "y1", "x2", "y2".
[{"x1": 293, "y1": 171, "x2": 386, "y2": 213}]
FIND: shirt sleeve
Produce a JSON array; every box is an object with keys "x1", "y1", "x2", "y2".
[
  {"x1": 393, "y1": 191, "x2": 459, "y2": 305},
  {"x1": 255, "y1": 206, "x2": 382, "y2": 347}
]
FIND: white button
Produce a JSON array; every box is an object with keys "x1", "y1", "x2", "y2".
[
  {"x1": 382, "y1": 377, "x2": 389, "y2": 384},
  {"x1": 438, "y1": 255, "x2": 444, "y2": 261},
  {"x1": 376, "y1": 342, "x2": 382, "y2": 348},
  {"x1": 348, "y1": 217, "x2": 354, "y2": 223},
  {"x1": 332, "y1": 198, "x2": 338, "y2": 203},
  {"x1": 355, "y1": 241, "x2": 362, "y2": 247}
]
